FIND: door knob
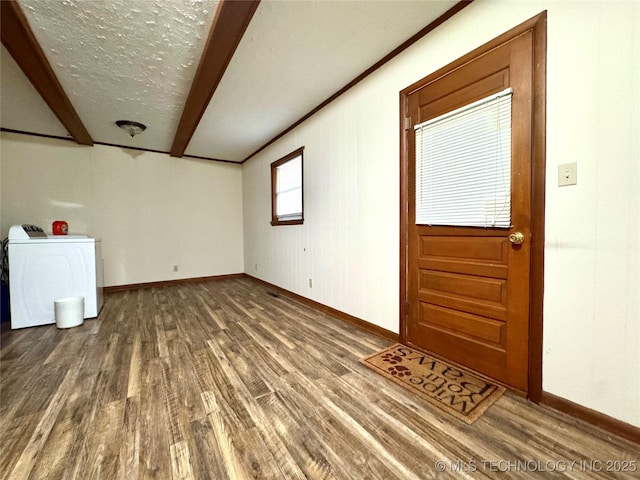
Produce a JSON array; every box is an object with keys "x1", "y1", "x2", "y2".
[{"x1": 508, "y1": 232, "x2": 525, "y2": 245}]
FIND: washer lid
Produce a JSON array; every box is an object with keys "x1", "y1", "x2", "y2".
[{"x1": 9, "y1": 235, "x2": 94, "y2": 244}]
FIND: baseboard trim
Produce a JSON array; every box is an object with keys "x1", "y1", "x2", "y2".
[
  {"x1": 243, "y1": 274, "x2": 399, "y2": 342},
  {"x1": 541, "y1": 392, "x2": 640, "y2": 445},
  {"x1": 103, "y1": 273, "x2": 245, "y2": 293}
]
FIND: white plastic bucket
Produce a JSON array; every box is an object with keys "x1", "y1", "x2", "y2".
[{"x1": 54, "y1": 296, "x2": 84, "y2": 329}]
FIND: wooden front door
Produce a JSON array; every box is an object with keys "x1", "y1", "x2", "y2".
[{"x1": 402, "y1": 29, "x2": 536, "y2": 392}]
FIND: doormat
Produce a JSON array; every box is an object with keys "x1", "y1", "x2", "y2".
[{"x1": 361, "y1": 343, "x2": 505, "y2": 424}]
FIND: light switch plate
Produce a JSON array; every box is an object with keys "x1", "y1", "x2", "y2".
[{"x1": 558, "y1": 163, "x2": 577, "y2": 186}]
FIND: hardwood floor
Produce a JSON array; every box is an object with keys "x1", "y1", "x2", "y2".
[{"x1": 1, "y1": 277, "x2": 638, "y2": 480}]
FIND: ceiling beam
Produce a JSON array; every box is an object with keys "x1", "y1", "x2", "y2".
[
  {"x1": 170, "y1": 0, "x2": 260, "y2": 158},
  {"x1": 1, "y1": 1, "x2": 93, "y2": 145}
]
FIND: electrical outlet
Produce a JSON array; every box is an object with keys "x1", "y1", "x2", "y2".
[
  {"x1": 173, "y1": 265, "x2": 179, "y2": 272},
  {"x1": 308, "y1": 278, "x2": 313, "y2": 288},
  {"x1": 255, "y1": 263, "x2": 258, "y2": 271}
]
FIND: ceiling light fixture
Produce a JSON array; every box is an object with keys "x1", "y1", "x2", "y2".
[{"x1": 115, "y1": 120, "x2": 147, "y2": 137}]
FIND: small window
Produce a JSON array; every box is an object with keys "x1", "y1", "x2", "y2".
[
  {"x1": 271, "y1": 147, "x2": 304, "y2": 226},
  {"x1": 414, "y1": 88, "x2": 513, "y2": 228}
]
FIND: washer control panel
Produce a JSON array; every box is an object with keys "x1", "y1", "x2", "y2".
[{"x1": 9, "y1": 224, "x2": 47, "y2": 240}]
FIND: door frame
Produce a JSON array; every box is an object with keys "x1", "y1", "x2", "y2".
[{"x1": 399, "y1": 12, "x2": 547, "y2": 402}]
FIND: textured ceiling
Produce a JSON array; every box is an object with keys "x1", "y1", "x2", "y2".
[
  {"x1": 11, "y1": 0, "x2": 218, "y2": 151},
  {"x1": 1, "y1": 0, "x2": 460, "y2": 162}
]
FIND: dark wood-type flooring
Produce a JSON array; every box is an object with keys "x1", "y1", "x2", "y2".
[{"x1": 1, "y1": 277, "x2": 638, "y2": 479}]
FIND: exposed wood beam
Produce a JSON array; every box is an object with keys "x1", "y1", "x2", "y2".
[
  {"x1": 1, "y1": 1, "x2": 93, "y2": 145},
  {"x1": 242, "y1": 0, "x2": 473, "y2": 163},
  {"x1": 170, "y1": 0, "x2": 260, "y2": 158}
]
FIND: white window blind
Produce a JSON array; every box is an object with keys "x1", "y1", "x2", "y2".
[
  {"x1": 414, "y1": 88, "x2": 513, "y2": 228},
  {"x1": 276, "y1": 155, "x2": 302, "y2": 220}
]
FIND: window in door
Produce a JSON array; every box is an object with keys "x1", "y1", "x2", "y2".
[
  {"x1": 415, "y1": 88, "x2": 513, "y2": 228},
  {"x1": 271, "y1": 147, "x2": 304, "y2": 226}
]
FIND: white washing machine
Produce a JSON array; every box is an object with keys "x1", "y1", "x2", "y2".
[{"x1": 8, "y1": 225, "x2": 104, "y2": 329}]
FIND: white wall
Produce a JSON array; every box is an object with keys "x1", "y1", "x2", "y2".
[
  {"x1": 1, "y1": 132, "x2": 244, "y2": 286},
  {"x1": 242, "y1": 1, "x2": 640, "y2": 427}
]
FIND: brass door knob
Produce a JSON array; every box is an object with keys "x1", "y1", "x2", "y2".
[{"x1": 508, "y1": 232, "x2": 525, "y2": 245}]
